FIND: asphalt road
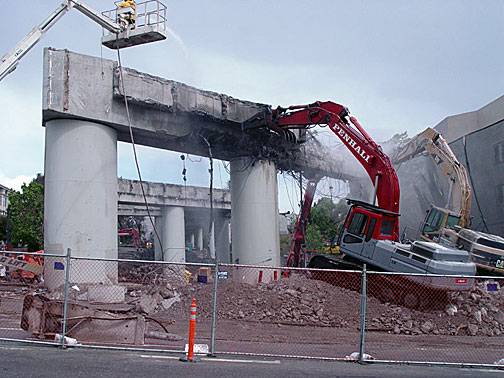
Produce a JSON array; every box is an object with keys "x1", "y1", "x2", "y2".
[{"x1": 0, "y1": 342, "x2": 502, "y2": 377}]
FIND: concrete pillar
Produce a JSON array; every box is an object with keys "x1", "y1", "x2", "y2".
[
  {"x1": 215, "y1": 216, "x2": 231, "y2": 263},
  {"x1": 44, "y1": 119, "x2": 117, "y2": 289},
  {"x1": 209, "y1": 222, "x2": 216, "y2": 259},
  {"x1": 230, "y1": 158, "x2": 280, "y2": 283},
  {"x1": 160, "y1": 206, "x2": 185, "y2": 263},
  {"x1": 197, "y1": 228, "x2": 204, "y2": 251},
  {"x1": 154, "y1": 216, "x2": 164, "y2": 261},
  {"x1": 190, "y1": 233, "x2": 195, "y2": 249}
]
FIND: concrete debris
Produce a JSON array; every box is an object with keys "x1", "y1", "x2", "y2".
[
  {"x1": 474, "y1": 310, "x2": 482, "y2": 324},
  {"x1": 420, "y1": 320, "x2": 434, "y2": 333},
  {"x1": 468, "y1": 324, "x2": 479, "y2": 336},
  {"x1": 54, "y1": 334, "x2": 80, "y2": 346},
  {"x1": 365, "y1": 281, "x2": 504, "y2": 337},
  {"x1": 145, "y1": 331, "x2": 182, "y2": 341},
  {"x1": 161, "y1": 294, "x2": 181, "y2": 311},
  {"x1": 137, "y1": 293, "x2": 160, "y2": 314},
  {"x1": 88, "y1": 285, "x2": 126, "y2": 304},
  {"x1": 345, "y1": 352, "x2": 375, "y2": 361},
  {"x1": 445, "y1": 304, "x2": 457, "y2": 316},
  {"x1": 148, "y1": 274, "x2": 504, "y2": 338}
]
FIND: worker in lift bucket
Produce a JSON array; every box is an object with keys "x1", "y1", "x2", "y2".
[{"x1": 117, "y1": 0, "x2": 137, "y2": 30}]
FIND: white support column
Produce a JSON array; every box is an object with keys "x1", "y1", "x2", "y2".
[
  {"x1": 230, "y1": 158, "x2": 280, "y2": 283},
  {"x1": 154, "y1": 216, "x2": 164, "y2": 261},
  {"x1": 215, "y1": 216, "x2": 231, "y2": 263},
  {"x1": 44, "y1": 119, "x2": 118, "y2": 290},
  {"x1": 190, "y1": 233, "x2": 195, "y2": 249},
  {"x1": 209, "y1": 222, "x2": 216, "y2": 259},
  {"x1": 197, "y1": 227, "x2": 204, "y2": 251},
  {"x1": 160, "y1": 206, "x2": 185, "y2": 263}
]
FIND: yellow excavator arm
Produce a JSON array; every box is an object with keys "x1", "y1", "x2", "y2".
[{"x1": 392, "y1": 127, "x2": 472, "y2": 228}]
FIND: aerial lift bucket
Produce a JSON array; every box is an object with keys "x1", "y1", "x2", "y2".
[{"x1": 101, "y1": 0, "x2": 168, "y2": 49}]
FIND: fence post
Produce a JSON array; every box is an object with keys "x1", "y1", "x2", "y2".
[
  {"x1": 208, "y1": 261, "x2": 219, "y2": 357},
  {"x1": 60, "y1": 247, "x2": 71, "y2": 348},
  {"x1": 358, "y1": 264, "x2": 367, "y2": 364}
]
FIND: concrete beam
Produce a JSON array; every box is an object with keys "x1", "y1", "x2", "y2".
[
  {"x1": 42, "y1": 48, "x2": 362, "y2": 181},
  {"x1": 118, "y1": 178, "x2": 230, "y2": 209},
  {"x1": 118, "y1": 204, "x2": 161, "y2": 217}
]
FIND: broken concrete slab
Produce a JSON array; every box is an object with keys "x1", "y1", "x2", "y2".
[
  {"x1": 42, "y1": 48, "x2": 363, "y2": 182},
  {"x1": 87, "y1": 285, "x2": 126, "y2": 304}
]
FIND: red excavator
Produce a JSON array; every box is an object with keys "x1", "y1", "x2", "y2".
[
  {"x1": 118, "y1": 227, "x2": 153, "y2": 260},
  {"x1": 247, "y1": 101, "x2": 475, "y2": 307}
]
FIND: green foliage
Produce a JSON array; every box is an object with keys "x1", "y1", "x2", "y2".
[
  {"x1": 305, "y1": 224, "x2": 324, "y2": 251},
  {"x1": 0, "y1": 215, "x2": 6, "y2": 241},
  {"x1": 308, "y1": 198, "x2": 349, "y2": 244},
  {"x1": 7, "y1": 181, "x2": 44, "y2": 251}
]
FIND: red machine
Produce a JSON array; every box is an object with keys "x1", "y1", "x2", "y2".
[
  {"x1": 118, "y1": 228, "x2": 142, "y2": 249},
  {"x1": 287, "y1": 179, "x2": 319, "y2": 267},
  {"x1": 253, "y1": 102, "x2": 475, "y2": 294}
]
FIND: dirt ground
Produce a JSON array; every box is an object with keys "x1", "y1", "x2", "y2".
[{"x1": 1, "y1": 271, "x2": 503, "y2": 365}]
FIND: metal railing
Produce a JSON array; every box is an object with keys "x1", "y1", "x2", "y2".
[
  {"x1": 102, "y1": 0, "x2": 167, "y2": 30},
  {"x1": 0, "y1": 251, "x2": 503, "y2": 369}
]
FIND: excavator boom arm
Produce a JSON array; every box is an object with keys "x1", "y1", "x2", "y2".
[{"x1": 271, "y1": 101, "x2": 400, "y2": 215}]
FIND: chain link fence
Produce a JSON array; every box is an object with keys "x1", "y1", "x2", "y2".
[
  {"x1": 0, "y1": 251, "x2": 61, "y2": 345},
  {"x1": 213, "y1": 264, "x2": 361, "y2": 359},
  {"x1": 0, "y1": 250, "x2": 503, "y2": 368},
  {"x1": 365, "y1": 272, "x2": 504, "y2": 365}
]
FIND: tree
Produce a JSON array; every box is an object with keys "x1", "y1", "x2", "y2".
[
  {"x1": 7, "y1": 181, "x2": 44, "y2": 251},
  {"x1": 305, "y1": 223, "x2": 324, "y2": 251},
  {"x1": 307, "y1": 198, "x2": 349, "y2": 245},
  {"x1": 0, "y1": 215, "x2": 7, "y2": 241}
]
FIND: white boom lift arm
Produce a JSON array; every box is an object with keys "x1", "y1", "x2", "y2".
[{"x1": 0, "y1": 0, "x2": 123, "y2": 82}]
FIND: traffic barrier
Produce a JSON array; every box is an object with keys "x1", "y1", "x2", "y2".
[{"x1": 181, "y1": 298, "x2": 197, "y2": 362}]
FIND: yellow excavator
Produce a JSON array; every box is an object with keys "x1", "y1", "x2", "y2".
[{"x1": 393, "y1": 128, "x2": 504, "y2": 274}]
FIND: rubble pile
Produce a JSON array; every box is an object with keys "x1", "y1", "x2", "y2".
[
  {"x1": 371, "y1": 281, "x2": 504, "y2": 337},
  {"x1": 119, "y1": 263, "x2": 165, "y2": 284},
  {"x1": 120, "y1": 270, "x2": 504, "y2": 337},
  {"x1": 212, "y1": 274, "x2": 362, "y2": 328}
]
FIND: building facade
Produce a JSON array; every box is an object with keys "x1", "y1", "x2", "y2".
[
  {"x1": 397, "y1": 95, "x2": 504, "y2": 238},
  {"x1": 0, "y1": 184, "x2": 9, "y2": 216}
]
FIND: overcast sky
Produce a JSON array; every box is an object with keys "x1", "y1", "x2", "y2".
[{"x1": 0, "y1": 0, "x2": 503, "y2": 212}]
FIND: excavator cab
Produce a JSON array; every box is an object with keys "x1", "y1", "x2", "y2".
[
  {"x1": 420, "y1": 205, "x2": 461, "y2": 242},
  {"x1": 338, "y1": 200, "x2": 400, "y2": 261}
]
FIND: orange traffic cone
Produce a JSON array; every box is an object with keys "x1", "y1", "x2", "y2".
[{"x1": 180, "y1": 298, "x2": 197, "y2": 362}]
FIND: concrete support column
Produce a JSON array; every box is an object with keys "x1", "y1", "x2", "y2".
[
  {"x1": 190, "y1": 233, "x2": 195, "y2": 249},
  {"x1": 197, "y1": 228, "x2": 204, "y2": 251},
  {"x1": 154, "y1": 216, "x2": 164, "y2": 261},
  {"x1": 44, "y1": 119, "x2": 117, "y2": 290},
  {"x1": 215, "y1": 216, "x2": 231, "y2": 263},
  {"x1": 209, "y1": 222, "x2": 216, "y2": 259},
  {"x1": 160, "y1": 206, "x2": 185, "y2": 263},
  {"x1": 230, "y1": 158, "x2": 280, "y2": 283}
]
